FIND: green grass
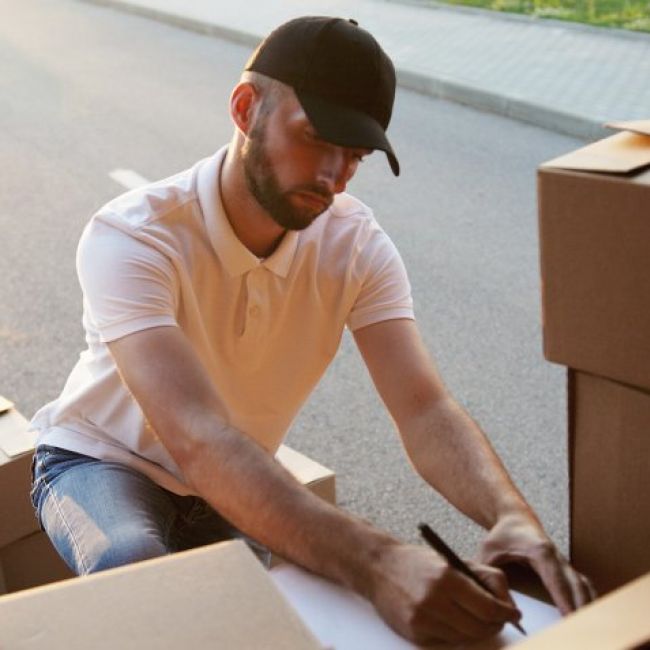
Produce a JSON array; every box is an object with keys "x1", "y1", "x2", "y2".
[{"x1": 429, "y1": 0, "x2": 650, "y2": 32}]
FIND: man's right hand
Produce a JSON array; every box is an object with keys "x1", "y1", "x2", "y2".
[{"x1": 368, "y1": 543, "x2": 522, "y2": 645}]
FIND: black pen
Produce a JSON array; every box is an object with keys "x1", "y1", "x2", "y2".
[{"x1": 418, "y1": 523, "x2": 527, "y2": 636}]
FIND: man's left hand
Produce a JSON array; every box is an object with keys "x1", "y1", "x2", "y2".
[{"x1": 479, "y1": 513, "x2": 596, "y2": 614}]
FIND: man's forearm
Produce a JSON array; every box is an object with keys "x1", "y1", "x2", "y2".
[
  {"x1": 178, "y1": 416, "x2": 396, "y2": 597},
  {"x1": 400, "y1": 396, "x2": 538, "y2": 530}
]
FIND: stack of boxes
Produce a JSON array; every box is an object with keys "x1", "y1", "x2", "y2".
[{"x1": 537, "y1": 121, "x2": 650, "y2": 594}]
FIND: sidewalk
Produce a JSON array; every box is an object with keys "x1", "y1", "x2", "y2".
[{"x1": 88, "y1": 0, "x2": 650, "y2": 140}]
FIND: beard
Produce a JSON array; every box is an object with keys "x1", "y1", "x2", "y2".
[{"x1": 241, "y1": 119, "x2": 333, "y2": 231}]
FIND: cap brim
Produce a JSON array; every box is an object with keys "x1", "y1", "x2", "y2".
[{"x1": 296, "y1": 90, "x2": 400, "y2": 177}]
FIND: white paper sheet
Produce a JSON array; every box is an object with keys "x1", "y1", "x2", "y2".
[{"x1": 270, "y1": 564, "x2": 561, "y2": 650}]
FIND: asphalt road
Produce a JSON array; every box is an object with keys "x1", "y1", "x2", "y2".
[{"x1": 0, "y1": 0, "x2": 585, "y2": 556}]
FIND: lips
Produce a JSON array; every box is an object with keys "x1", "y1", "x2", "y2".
[{"x1": 293, "y1": 191, "x2": 332, "y2": 212}]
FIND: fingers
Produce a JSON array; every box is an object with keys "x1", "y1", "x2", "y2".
[
  {"x1": 451, "y1": 569, "x2": 522, "y2": 627},
  {"x1": 568, "y1": 567, "x2": 597, "y2": 609},
  {"x1": 472, "y1": 562, "x2": 517, "y2": 608},
  {"x1": 480, "y1": 513, "x2": 597, "y2": 615},
  {"x1": 371, "y1": 544, "x2": 523, "y2": 646},
  {"x1": 415, "y1": 568, "x2": 519, "y2": 643},
  {"x1": 422, "y1": 600, "x2": 506, "y2": 644},
  {"x1": 530, "y1": 545, "x2": 596, "y2": 614}
]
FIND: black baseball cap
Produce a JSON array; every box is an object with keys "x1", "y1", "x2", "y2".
[{"x1": 245, "y1": 16, "x2": 400, "y2": 176}]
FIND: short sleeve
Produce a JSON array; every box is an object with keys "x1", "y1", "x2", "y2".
[
  {"x1": 346, "y1": 229, "x2": 414, "y2": 331},
  {"x1": 76, "y1": 218, "x2": 179, "y2": 343}
]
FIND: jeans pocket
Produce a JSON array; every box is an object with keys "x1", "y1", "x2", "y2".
[{"x1": 30, "y1": 446, "x2": 95, "y2": 525}]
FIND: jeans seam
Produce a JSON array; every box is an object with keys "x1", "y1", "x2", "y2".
[{"x1": 42, "y1": 477, "x2": 90, "y2": 574}]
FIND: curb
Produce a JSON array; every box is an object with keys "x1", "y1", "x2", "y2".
[
  {"x1": 397, "y1": 70, "x2": 610, "y2": 141},
  {"x1": 82, "y1": 0, "x2": 610, "y2": 141}
]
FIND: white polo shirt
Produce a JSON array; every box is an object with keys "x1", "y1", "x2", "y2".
[{"x1": 31, "y1": 146, "x2": 414, "y2": 495}]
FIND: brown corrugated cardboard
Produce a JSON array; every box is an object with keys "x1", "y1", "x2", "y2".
[
  {"x1": 541, "y1": 129, "x2": 650, "y2": 173},
  {"x1": 0, "y1": 404, "x2": 39, "y2": 549},
  {"x1": 606, "y1": 119, "x2": 650, "y2": 137},
  {"x1": 538, "y1": 135, "x2": 650, "y2": 390},
  {"x1": 0, "y1": 531, "x2": 73, "y2": 594},
  {"x1": 0, "y1": 540, "x2": 323, "y2": 649},
  {"x1": 513, "y1": 572, "x2": 650, "y2": 649},
  {"x1": 276, "y1": 444, "x2": 336, "y2": 504},
  {"x1": 568, "y1": 370, "x2": 650, "y2": 594}
]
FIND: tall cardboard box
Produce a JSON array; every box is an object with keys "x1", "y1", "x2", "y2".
[
  {"x1": 568, "y1": 370, "x2": 650, "y2": 593},
  {"x1": 538, "y1": 124, "x2": 650, "y2": 593}
]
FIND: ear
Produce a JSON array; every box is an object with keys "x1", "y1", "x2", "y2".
[{"x1": 230, "y1": 82, "x2": 258, "y2": 136}]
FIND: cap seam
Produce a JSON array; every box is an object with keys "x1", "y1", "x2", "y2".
[{"x1": 302, "y1": 18, "x2": 340, "y2": 92}]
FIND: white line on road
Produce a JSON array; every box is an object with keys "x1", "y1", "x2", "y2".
[{"x1": 109, "y1": 169, "x2": 150, "y2": 190}]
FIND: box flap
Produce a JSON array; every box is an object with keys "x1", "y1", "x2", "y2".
[
  {"x1": 513, "y1": 572, "x2": 650, "y2": 649},
  {"x1": 0, "y1": 396, "x2": 14, "y2": 415},
  {"x1": 0, "y1": 540, "x2": 323, "y2": 649},
  {"x1": 541, "y1": 131, "x2": 650, "y2": 173},
  {"x1": 276, "y1": 445, "x2": 334, "y2": 488},
  {"x1": 606, "y1": 119, "x2": 650, "y2": 137},
  {"x1": 0, "y1": 409, "x2": 36, "y2": 458}
]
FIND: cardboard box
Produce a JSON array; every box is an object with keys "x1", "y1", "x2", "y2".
[
  {"x1": 0, "y1": 540, "x2": 323, "y2": 649},
  {"x1": 538, "y1": 127, "x2": 650, "y2": 390},
  {"x1": 0, "y1": 403, "x2": 38, "y2": 549},
  {"x1": 568, "y1": 370, "x2": 650, "y2": 594},
  {"x1": 514, "y1": 571, "x2": 650, "y2": 649},
  {"x1": 276, "y1": 444, "x2": 336, "y2": 505},
  {"x1": 0, "y1": 531, "x2": 73, "y2": 594},
  {"x1": 0, "y1": 395, "x2": 336, "y2": 594}
]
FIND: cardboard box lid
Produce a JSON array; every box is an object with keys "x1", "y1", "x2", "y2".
[
  {"x1": 606, "y1": 119, "x2": 650, "y2": 137},
  {"x1": 0, "y1": 396, "x2": 14, "y2": 414},
  {"x1": 276, "y1": 444, "x2": 335, "y2": 489},
  {"x1": 541, "y1": 129, "x2": 650, "y2": 173},
  {"x1": 513, "y1": 572, "x2": 650, "y2": 649},
  {"x1": 0, "y1": 540, "x2": 323, "y2": 649},
  {"x1": 0, "y1": 401, "x2": 36, "y2": 460}
]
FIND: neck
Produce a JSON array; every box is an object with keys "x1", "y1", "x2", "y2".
[{"x1": 220, "y1": 142, "x2": 286, "y2": 259}]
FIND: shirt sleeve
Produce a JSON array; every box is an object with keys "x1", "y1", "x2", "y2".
[
  {"x1": 76, "y1": 218, "x2": 179, "y2": 343},
  {"x1": 346, "y1": 227, "x2": 415, "y2": 332}
]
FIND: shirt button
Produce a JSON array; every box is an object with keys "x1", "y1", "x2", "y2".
[{"x1": 249, "y1": 305, "x2": 261, "y2": 318}]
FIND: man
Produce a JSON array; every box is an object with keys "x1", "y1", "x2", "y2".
[{"x1": 30, "y1": 16, "x2": 593, "y2": 645}]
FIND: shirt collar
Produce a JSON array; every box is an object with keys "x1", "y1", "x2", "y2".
[{"x1": 197, "y1": 146, "x2": 299, "y2": 279}]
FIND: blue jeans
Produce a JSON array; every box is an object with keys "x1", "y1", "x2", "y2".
[{"x1": 31, "y1": 445, "x2": 270, "y2": 575}]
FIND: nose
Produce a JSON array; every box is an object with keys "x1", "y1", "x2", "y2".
[{"x1": 316, "y1": 147, "x2": 358, "y2": 195}]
